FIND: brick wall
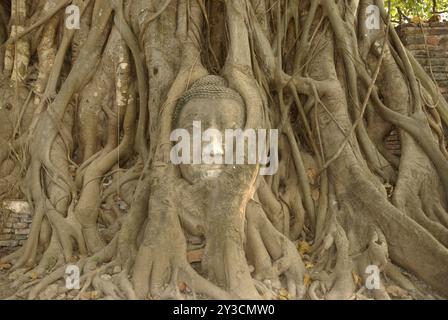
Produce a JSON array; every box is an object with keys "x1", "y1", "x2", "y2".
[
  {"x1": 384, "y1": 129, "x2": 401, "y2": 156},
  {"x1": 396, "y1": 21, "x2": 448, "y2": 101},
  {"x1": 384, "y1": 22, "x2": 448, "y2": 152},
  {"x1": 0, "y1": 201, "x2": 32, "y2": 256}
]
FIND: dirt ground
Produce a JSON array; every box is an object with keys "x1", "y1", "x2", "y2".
[{"x1": 0, "y1": 263, "x2": 443, "y2": 300}]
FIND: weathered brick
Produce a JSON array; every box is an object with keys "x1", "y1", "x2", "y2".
[
  {"x1": 423, "y1": 66, "x2": 448, "y2": 73},
  {"x1": 403, "y1": 26, "x2": 448, "y2": 35},
  {"x1": 0, "y1": 234, "x2": 12, "y2": 240},
  {"x1": 14, "y1": 228, "x2": 30, "y2": 235},
  {"x1": 0, "y1": 240, "x2": 18, "y2": 247},
  {"x1": 426, "y1": 35, "x2": 441, "y2": 46},
  {"x1": 385, "y1": 142, "x2": 401, "y2": 150},
  {"x1": 429, "y1": 22, "x2": 448, "y2": 28},
  {"x1": 429, "y1": 28, "x2": 448, "y2": 36},
  {"x1": 440, "y1": 37, "x2": 448, "y2": 46},
  {"x1": 438, "y1": 80, "x2": 448, "y2": 87},
  {"x1": 397, "y1": 26, "x2": 420, "y2": 34},
  {"x1": 412, "y1": 50, "x2": 448, "y2": 58},
  {"x1": 11, "y1": 213, "x2": 25, "y2": 219},
  {"x1": 406, "y1": 44, "x2": 439, "y2": 50},
  {"x1": 431, "y1": 73, "x2": 448, "y2": 81},
  {"x1": 416, "y1": 58, "x2": 448, "y2": 66},
  {"x1": 402, "y1": 34, "x2": 426, "y2": 45},
  {"x1": 187, "y1": 249, "x2": 204, "y2": 263},
  {"x1": 2, "y1": 228, "x2": 13, "y2": 234},
  {"x1": 3, "y1": 222, "x2": 13, "y2": 228},
  {"x1": 7, "y1": 217, "x2": 20, "y2": 223},
  {"x1": 13, "y1": 222, "x2": 28, "y2": 229},
  {"x1": 15, "y1": 234, "x2": 29, "y2": 240}
]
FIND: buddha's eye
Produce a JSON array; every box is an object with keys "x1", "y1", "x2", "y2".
[{"x1": 5, "y1": 103, "x2": 12, "y2": 110}]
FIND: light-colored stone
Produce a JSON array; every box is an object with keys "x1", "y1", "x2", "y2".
[
  {"x1": 398, "y1": 22, "x2": 448, "y2": 102},
  {"x1": 0, "y1": 240, "x2": 18, "y2": 247},
  {"x1": 100, "y1": 274, "x2": 112, "y2": 281},
  {"x1": 20, "y1": 214, "x2": 32, "y2": 221},
  {"x1": 13, "y1": 222, "x2": 28, "y2": 229},
  {"x1": 0, "y1": 234, "x2": 12, "y2": 240},
  {"x1": 14, "y1": 228, "x2": 30, "y2": 235},
  {"x1": 2, "y1": 201, "x2": 30, "y2": 214},
  {"x1": 187, "y1": 249, "x2": 204, "y2": 263}
]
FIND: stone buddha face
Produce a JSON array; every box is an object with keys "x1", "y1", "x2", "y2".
[{"x1": 174, "y1": 76, "x2": 245, "y2": 184}]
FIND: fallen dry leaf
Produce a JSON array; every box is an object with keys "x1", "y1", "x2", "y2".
[
  {"x1": 303, "y1": 274, "x2": 311, "y2": 287},
  {"x1": 352, "y1": 271, "x2": 362, "y2": 287},
  {"x1": 298, "y1": 240, "x2": 311, "y2": 256},
  {"x1": 0, "y1": 263, "x2": 12, "y2": 270},
  {"x1": 386, "y1": 285, "x2": 410, "y2": 298},
  {"x1": 67, "y1": 256, "x2": 79, "y2": 263},
  {"x1": 177, "y1": 282, "x2": 187, "y2": 292},
  {"x1": 278, "y1": 288, "x2": 289, "y2": 297},
  {"x1": 307, "y1": 168, "x2": 319, "y2": 185},
  {"x1": 80, "y1": 291, "x2": 99, "y2": 300},
  {"x1": 305, "y1": 261, "x2": 314, "y2": 269},
  {"x1": 28, "y1": 271, "x2": 38, "y2": 280}
]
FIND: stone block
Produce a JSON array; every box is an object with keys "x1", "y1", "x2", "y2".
[
  {"x1": 15, "y1": 234, "x2": 29, "y2": 240},
  {"x1": 13, "y1": 222, "x2": 28, "y2": 229},
  {"x1": 2, "y1": 201, "x2": 30, "y2": 214},
  {"x1": 425, "y1": 35, "x2": 441, "y2": 46},
  {"x1": 0, "y1": 234, "x2": 12, "y2": 240},
  {"x1": 15, "y1": 228, "x2": 30, "y2": 235},
  {"x1": 0, "y1": 240, "x2": 18, "y2": 247}
]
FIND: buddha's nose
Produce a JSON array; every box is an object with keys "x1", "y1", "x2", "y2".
[{"x1": 208, "y1": 133, "x2": 224, "y2": 157}]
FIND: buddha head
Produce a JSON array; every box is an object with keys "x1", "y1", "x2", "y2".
[{"x1": 172, "y1": 75, "x2": 246, "y2": 184}]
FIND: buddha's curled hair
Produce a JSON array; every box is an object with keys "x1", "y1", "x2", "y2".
[{"x1": 173, "y1": 75, "x2": 245, "y2": 127}]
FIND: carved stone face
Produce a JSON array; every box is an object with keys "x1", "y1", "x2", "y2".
[{"x1": 177, "y1": 98, "x2": 245, "y2": 184}]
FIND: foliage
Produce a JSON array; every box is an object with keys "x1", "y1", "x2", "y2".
[{"x1": 389, "y1": 0, "x2": 448, "y2": 22}]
